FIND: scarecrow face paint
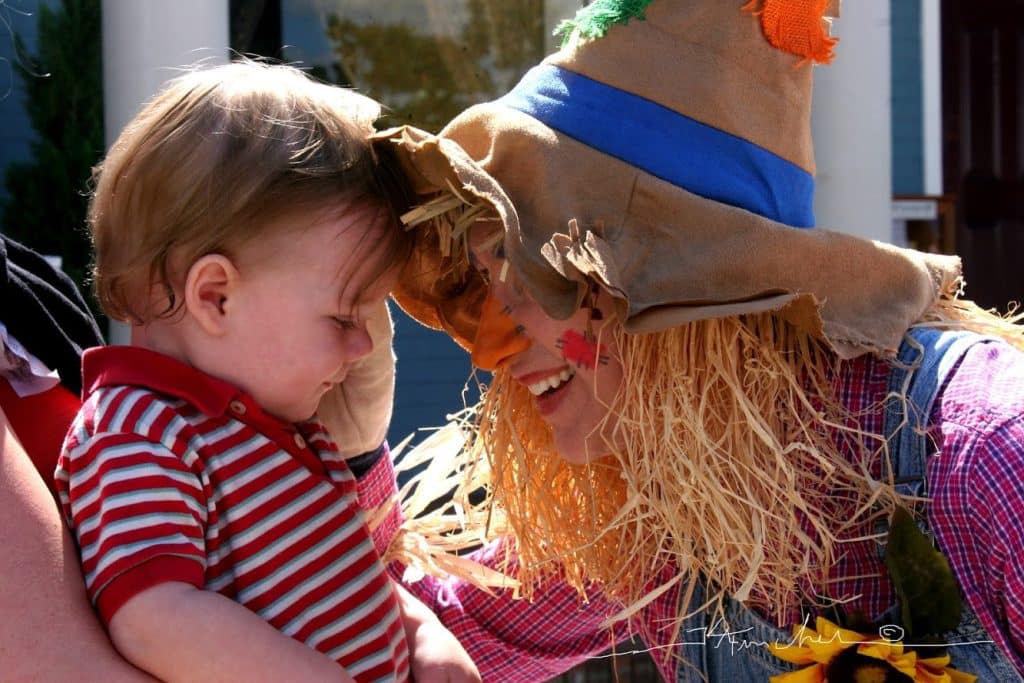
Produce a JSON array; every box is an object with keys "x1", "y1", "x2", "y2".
[
  {"x1": 556, "y1": 330, "x2": 607, "y2": 370},
  {"x1": 468, "y1": 225, "x2": 624, "y2": 463}
]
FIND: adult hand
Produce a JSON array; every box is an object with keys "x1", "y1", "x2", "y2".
[
  {"x1": 397, "y1": 584, "x2": 482, "y2": 683},
  {"x1": 318, "y1": 300, "x2": 396, "y2": 458},
  {"x1": 408, "y1": 618, "x2": 483, "y2": 683}
]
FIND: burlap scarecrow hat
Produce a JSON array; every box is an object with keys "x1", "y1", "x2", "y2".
[{"x1": 376, "y1": 0, "x2": 962, "y2": 360}]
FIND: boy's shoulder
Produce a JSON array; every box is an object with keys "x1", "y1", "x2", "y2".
[{"x1": 67, "y1": 382, "x2": 210, "y2": 458}]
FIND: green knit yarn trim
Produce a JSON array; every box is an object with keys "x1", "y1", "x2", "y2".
[{"x1": 554, "y1": 0, "x2": 655, "y2": 47}]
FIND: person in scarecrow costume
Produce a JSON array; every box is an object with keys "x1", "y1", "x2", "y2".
[{"x1": 353, "y1": 0, "x2": 1024, "y2": 681}]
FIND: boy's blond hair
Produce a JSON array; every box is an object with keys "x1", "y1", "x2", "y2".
[{"x1": 89, "y1": 60, "x2": 412, "y2": 323}]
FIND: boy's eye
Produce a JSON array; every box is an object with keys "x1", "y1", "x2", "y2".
[{"x1": 332, "y1": 316, "x2": 359, "y2": 331}]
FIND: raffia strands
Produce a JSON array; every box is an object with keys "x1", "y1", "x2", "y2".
[
  {"x1": 368, "y1": 421, "x2": 518, "y2": 594},
  {"x1": 373, "y1": 286, "x2": 1024, "y2": 612},
  {"x1": 473, "y1": 313, "x2": 906, "y2": 660},
  {"x1": 474, "y1": 374, "x2": 635, "y2": 596},
  {"x1": 400, "y1": 182, "x2": 496, "y2": 273},
  {"x1": 920, "y1": 292, "x2": 1024, "y2": 351},
  {"x1": 608, "y1": 316, "x2": 904, "y2": 627}
]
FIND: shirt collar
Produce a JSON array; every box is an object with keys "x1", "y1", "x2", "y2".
[
  {"x1": 82, "y1": 345, "x2": 332, "y2": 476},
  {"x1": 82, "y1": 345, "x2": 240, "y2": 417}
]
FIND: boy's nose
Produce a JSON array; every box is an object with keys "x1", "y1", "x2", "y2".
[
  {"x1": 471, "y1": 293, "x2": 530, "y2": 370},
  {"x1": 348, "y1": 327, "x2": 374, "y2": 363}
]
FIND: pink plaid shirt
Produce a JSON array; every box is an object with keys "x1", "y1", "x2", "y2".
[{"x1": 357, "y1": 341, "x2": 1024, "y2": 681}]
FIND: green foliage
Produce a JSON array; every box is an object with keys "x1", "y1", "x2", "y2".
[
  {"x1": 323, "y1": 0, "x2": 544, "y2": 133},
  {"x1": 554, "y1": 0, "x2": 654, "y2": 47},
  {"x1": 884, "y1": 506, "x2": 963, "y2": 637},
  {"x1": 1, "y1": 0, "x2": 103, "y2": 306}
]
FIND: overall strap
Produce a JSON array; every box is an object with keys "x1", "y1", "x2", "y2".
[
  {"x1": 875, "y1": 327, "x2": 986, "y2": 611},
  {"x1": 881, "y1": 327, "x2": 986, "y2": 496},
  {"x1": 878, "y1": 328, "x2": 1024, "y2": 680}
]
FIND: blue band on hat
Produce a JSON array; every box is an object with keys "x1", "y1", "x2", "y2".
[{"x1": 496, "y1": 64, "x2": 815, "y2": 228}]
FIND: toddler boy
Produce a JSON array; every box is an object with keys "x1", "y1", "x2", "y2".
[{"x1": 55, "y1": 61, "x2": 479, "y2": 683}]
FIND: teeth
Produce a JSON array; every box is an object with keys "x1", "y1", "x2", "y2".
[{"x1": 528, "y1": 368, "x2": 575, "y2": 396}]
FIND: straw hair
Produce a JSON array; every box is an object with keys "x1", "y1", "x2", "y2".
[
  {"x1": 364, "y1": 425, "x2": 517, "y2": 594},
  {"x1": 460, "y1": 298, "x2": 1024, "y2": 659},
  {"x1": 473, "y1": 315, "x2": 896, "y2": 629},
  {"x1": 89, "y1": 60, "x2": 412, "y2": 323}
]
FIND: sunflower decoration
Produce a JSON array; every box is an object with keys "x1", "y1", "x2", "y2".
[
  {"x1": 768, "y1": 616, "x2": 976, "y2": 683},
  {"x1": 768, "y1": 508, "x2": 977, "y2": 682}
]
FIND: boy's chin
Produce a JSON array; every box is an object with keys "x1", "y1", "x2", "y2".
[{"x1": 267, "y1": 404, "x2": 317, "y2": 425}]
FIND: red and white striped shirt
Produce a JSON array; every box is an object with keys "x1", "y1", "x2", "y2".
[{"x1": 56, "y1": 346, "x2": 409, "y2": 683}]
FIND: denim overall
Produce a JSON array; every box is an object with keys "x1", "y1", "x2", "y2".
[{"x1": 673, "y1": 328, "x2": 1021, "y2": 682}]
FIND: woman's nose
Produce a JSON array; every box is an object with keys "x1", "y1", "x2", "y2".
[{"x1": 471, "y1": 292, "x2": 530, "y2": 370}]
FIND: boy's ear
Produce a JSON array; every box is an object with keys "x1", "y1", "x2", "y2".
[{"x1": 183, "y1": 254, "x2": 239, "y2": 336}]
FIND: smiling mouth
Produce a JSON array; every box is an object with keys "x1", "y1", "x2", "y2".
[{"x1": 527, "y1": 368, "x2": 575, "y2": 396}]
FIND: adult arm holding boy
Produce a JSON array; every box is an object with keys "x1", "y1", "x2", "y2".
[
  {"x1": 108, "y1": 582, "x2": 352, "y2": 683},
  {"x1": 0, "y1": 234, "x2": 156, "y2": 681},
  {"x1": 107, "y1": 578, "x2": 479, "y2": 683},
  {"x1": 0, "y1": 407, "x2": 156, "y2": 682}
]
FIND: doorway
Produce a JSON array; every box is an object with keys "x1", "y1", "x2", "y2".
[{"x1": 942, "y1": 0, "x2": 1024, "y2": 312}]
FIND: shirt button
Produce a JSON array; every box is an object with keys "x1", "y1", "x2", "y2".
[
  {"x1": 293, "y1": 433, "x2": 306, "y2": 449},
  {"x1": 229, "y1": 400, "x2": 246, "y2": 415}
]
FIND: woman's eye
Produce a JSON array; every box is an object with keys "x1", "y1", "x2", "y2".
[{"x1": 466, "y1": 253, "x2": 489, "y2": 284}]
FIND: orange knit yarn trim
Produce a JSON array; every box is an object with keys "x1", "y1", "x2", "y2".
[{"x1": 742, "y1": 0, "x2": 838, "y2": 65}]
